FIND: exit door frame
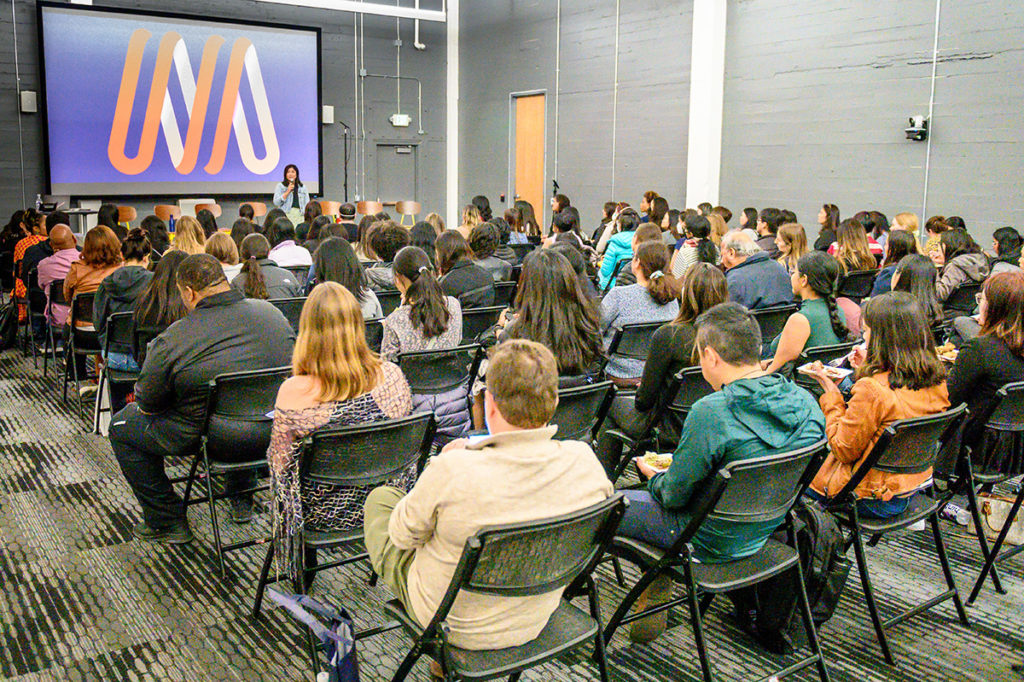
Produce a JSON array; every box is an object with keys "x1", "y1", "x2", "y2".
[
  {"x1": 506, "y1": 89, "x2": 548, "y2": 230},
  {"x1": 374, "y1": 139, "x2": 420, "y2": 204}
]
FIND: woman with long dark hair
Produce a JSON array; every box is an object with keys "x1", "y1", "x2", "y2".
[
  {"x1": 871, "y1": 229, "x2": 918, "y2": 296},
  {"x1": 229, "y1": 218, "x2": 255, "y2": 252},
  {"x1": 814, "y1": 203, "x2": 840, "y2": 251},
  {"x1": 513, "y1": 199, "x2": 540, "y2": 237},
  {"x1": 933, "y1": 229, "x2": 989, "y2": 301},
  {"x1": 311, "y1": 237, "x2": 381, "y2": 318},
  {"x1": 134, "y1": 250, "x2": 187, "y2": 330},
  {"x1": 764, "y1": 251, "x2": 849, "y2": 374},
  {"x1": 892, "y1": 254, "x2": 943, "y2": 326},
  {"x1": 262, "y1": 207, "x2": 287, "y2": 236},
  {"x1": 829, "y1": 218, "x2": 879, "y2": 272},
  {"x1": 94, "y1": 228, "x2": 153, "y2": 371},
  {"x1": 805, "y1": 292, "x2": 949, "y2": 518},
  {"x1": 195, "y1": 209, "x2": 218, "y2": 239},
  {"x1": 297, "y1": 200, "x2": 323, "y2": 241},
  {"x1": 272, "y1": 163, "x2": 310, "y2": 224},
  {"x1": 232, "y1": 233, "x2": 302, "y2": 300},
  {"x1": 990, "y1": 226, "x2": 1023, "y2": 275},
  {"x1": 471, "y1": 195, "x2": 492, "y2": 222},
  {"x1": 435, "y1": 230, "x2": 495, "y2": 308},
  {"x1": 671, "y1": 213, "x2": 719, "y2": 277},
  {"x1": 97, "y1": 203, "x2": 128, "y2": 242},
  {"x1": 410, "y1": 221, "x2": 437, "y2": 263},
  {"x1": 304, "y1": 214, "x2": 334, "y2": 252},
  {"x1": 140, "y1": 215, "x2": 171, "y2": 258}
]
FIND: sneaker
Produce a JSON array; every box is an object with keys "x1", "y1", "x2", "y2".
[
  {"x1": 132, "y1": 520, "x2": 193, "y2": 544},
  {"x1": 78, "y1": 384, "x2": 99, "y2": 399},
  {"x1": 629, "y1": 573, "x2": 673, "y2": 643},
  {"x1": 230, "y1": 498, "x2": 254, "y2": 524}
]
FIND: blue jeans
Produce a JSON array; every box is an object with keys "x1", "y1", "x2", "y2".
[
  {"x1": 104, "y1": 351, "x2": 140, "y2": 372},
  {"x1": 617, "y1": 489, "x2": 684, "y2": 550},
  {"x1": 804, "y1": 488, "x2": 911, "y2": 519}
]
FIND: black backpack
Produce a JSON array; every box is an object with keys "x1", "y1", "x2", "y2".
[
  {"x1": 0, "y1": 300, "x2": 18, "y2": 350},
  {"x1": 728, "y1": 500, "x2": 851, "y2": 654}
]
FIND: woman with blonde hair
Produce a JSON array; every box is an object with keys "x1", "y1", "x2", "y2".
[
  {"x1": 423, "y1": 211, "x2": 446, "y2": 236},
  {"x1": 890, "y1": 212, "x2": 922, "y2": 251},
  {"x1": 707, "y1": 212, "x2": 729, "y2": 248},
  {"x1": 205, "y1": 232, "x2": 241, "y2": 281},
  {"x1": 775, "y1": 223, "x2": 808, "y2": 273},
  {"x1": 829, "y1": 218, "x2": 878, "y2": 272},
  {"x1": 456, "y1": 204, "x2": 482, "y2": 240},
  {"x1": 172, "y1": 216, "x2": 206, "y2": 255},
  {"x1": 267, "y1": 282, "x2": 413, "y2": 582}
]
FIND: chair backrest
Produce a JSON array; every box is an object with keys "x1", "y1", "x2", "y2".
[
  {"x1": 25, "y1": 269, "x2": 46, "y2": 316},
  {"x1": 117, "y1": 205, "x2": 137, "y2": 223},
  {"x1": 750, "y1": 304, "x2": 799, "y2": 345},
  {"x1": 364, "y1": 317, "x2": 384, "y2": 352},
  {"x1": 666, "y1": 366, "x2": 715, "y2": 416},
  {"x1": 0, "y1": 250, "x2": 13, "y2": 289},
  {"x1": 799, "y1": 341, "x2": 857, "y2": 367},
  {"x1": 837, "y1": 269, "x2": 879, "y2": 300},
  {"x1": 195, "y1": 203, "x2": 222, "y2": 218},
  {"x1": 461, "y1": 305, "x2": 504, "y2": 341},
  {"x1": 493, "y1": 281, "x2": 516, "y2": 307},
  {"x1": 284, "y1": 266, "x2": 310, "y2": 287},
  {"x1": 153, "y1": 205, "x2": 180, "y2": 222},
  {"x1": 395, "y1": 200, "x2": 421, "y2": 217},
  {"x1": 510, "y1": 264, "x2": 523, "y2": 284},
  {"x1": 318, "y1": 200, "x2": 341, "y2": 217},
  {"x1": 301, "y1": 412, "x2": 436, "y2": 487},
  {"x1": 377, "y1": 289, "x2": 402, "y2": 317},
  {"x1": 132, "y1": 325, "x2": 163, "y2": 365},
  {"x1": 454, "y1": 494, "x2": 627, "y2": 598},
  {"x1": 104, "y1": 311, "x2": 135, "y2": 356},
  {"x1": 457, "y1": 283, "x2": 496, "y2": 309},
  {"x1": 606, "y1": 321, "x2": 663, "y2": 362},
  {"x1": 268, "y1": 297, "x2": 306, "y2": 333},
  {"x1": 69, "y1": 292, "x2": 96, "y2": 328},
  {"x1": 398, "y1": 344, "x2": 482, "y2": 395},
  {"x1": 550, "y1": 381, "x2": 615, "y2": 442},
  {"x1": 357, "y1": 200, "x2": 384, "y2": 216},
  {"x1": 834, "y1": 404, "x2": 967, "y2": 501},
  {"x1": 203, "y1": 367, "x2": 291, "y2": 458},
  {"x1": 987, "y1": 382, "x2": 1024, "y2": 432},
  {"x1": 247, "y1": 201, "x2": 268, "y2": 217},
  {"x1": 604, "y1": 257, "x2": 632, "y2": 293},
  {"x1": 46, "y1": 279, "x2": 67, "y2": 309},
  {"x1": 944, "y1": 281, "x2": 981, "y2": 313},
  {"x1": 510, "y1": 243, "x2": 535, "y2": 261}
]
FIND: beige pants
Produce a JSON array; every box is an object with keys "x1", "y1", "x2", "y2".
[{"x1": 363, "y1": 486, "x2": 417, "y2": 614}]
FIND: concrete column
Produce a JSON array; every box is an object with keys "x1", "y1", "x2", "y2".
[{"x1": 684, "y1": 0, "x2": 727, "y2": 207}]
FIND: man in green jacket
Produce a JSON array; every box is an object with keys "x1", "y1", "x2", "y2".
[{"x1": 619, "y1": 301, "x2": 826, "y2": 641}]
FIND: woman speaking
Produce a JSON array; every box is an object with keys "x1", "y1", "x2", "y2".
[{"x1": 273, "y1": 163, "x2": 310, "y2": 225}]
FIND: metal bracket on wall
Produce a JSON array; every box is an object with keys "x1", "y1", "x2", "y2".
[{"x1": 360, "y1": 72, "x2": 426, "y2": 135}]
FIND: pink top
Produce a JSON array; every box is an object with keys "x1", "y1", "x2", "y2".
[{"x1": 37, "y1": 248, "x2": 80, "y2": 327}]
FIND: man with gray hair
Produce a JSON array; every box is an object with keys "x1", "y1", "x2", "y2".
[{"x1": 720, "y1": 230, "x2": 793, "y2": 310}]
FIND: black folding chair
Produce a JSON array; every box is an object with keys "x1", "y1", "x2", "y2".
[
  {"x1": 0, "y1": 250, "x2": 14, "y2": 302},
  {"x1": 962, "y1": 382, "x2": 1024, "y2": 605},
  {"x1": 943, "y1": 281, "x2": 981, "y2": 322},
  {"x1": 493, "y1": 281, "x2": 516, "y2": 307},
  {"x1": 550, "y1": 381, "x2": 615, "y2": 444},
  {"x1": 365, "y1": 317, "x2": 384, "y2": 352},
  {"x1": 461, "y1": 305, "x2": 504, "y2": 342},
  {"x1": 794, "y1": 342, "x2": 858, "y2": 395},
  {"x1": 268, "y1": 296, "x2": 306, "y2": 333},
  {"x1": 602, "y1": 257, "x2": 632, "y2": 294},
  {"x1": 836, "y1": 269, "x2": 879, "y2": 303},
  {"x1": 253, "y1": 413, "x2": 437, "y2": 670},
  {"x1": 750, "y1": 303, "x2": 799, "y2": 348},
  {"x1": 823, "y1": 404, "x2": 969, "y2": 665},
  {"x1": 378, "y1": 289, "x2": 402, "y2": 318},
  {"x1": 93, "y1": 311, "x2": 140, "y2": 430},
  {"x1": 384, "y1": 493, "x2": 628, "y2": 682},
  {"x1": 179, "y1": 367, "x2": 291, "y2": 577},
  {"x1": 398, "y1": 344, "x2": 483, "y2": 401},
  {"x1": 63, "y1": 292, "x2": 100, "y2": 420},
  {"x1": 457, "y1": 283, "x2": 496, "y2": 309},
  {"x1": 284, "y1": 265, "x2": 310, "y2": 288},
  {"x1": 132, "y1": 325, "x2": 163, "y2": 367},
  {"x1": 510, "y1": 243, "x2": 535, "y2": 263},
  {"x1": 24, "y1": 267, "x2": 47, "y2": 367},
  {"x1": 604, "y1": 367, "x2": 715, "y2": 482},
  {"x1": 41, "y1": 279, "x2": 67, "y2": 378},
  {"x1": 600, "y1": 321, "x2": 663, "y2": 376},
  {"x1": 604, "y1": 440, "x2": 831, "y2": 682}
]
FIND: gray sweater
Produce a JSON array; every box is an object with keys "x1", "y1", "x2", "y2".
[{"x1": 600, "y1": 284, "x2": 679, "y2": 378}]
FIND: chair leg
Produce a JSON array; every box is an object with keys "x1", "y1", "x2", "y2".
[
  {"x1": 202, "y1": 452, "x2": 226, "y2": 578},
  {"x1": 794, "y1": 555, "x2": 832, "y2": 682},
  {"x1": 929, "y1": 513, "x2": 969, "y2": 626},
  {"x1": 586, "y1": 576, "x2": 612, "y2": 682},
  {"x1": 611, "y1": 557, "x2": 626, "y2": 587},
  {"x1": 698, "y1": 593, "x2": 714, "y2": 616},
  {"x1": 251, "y1": 543, "x2": 275, "y2": 621},
  {"x1": 602, "y1": 565, "x2": 664, "y2": 645},
  {"x1": 968, "y1": 484, "x2": 1024, "y2": 606},
  {"x1": 390, "y1": 646, "x2": 422, "y2": 682},
  {"x1": 180, "y1": 453, "x2": 204, "y2": 509},
  {"x1": 293, "y1": 539, "x2": 321, "y2": 674},
  {"x1": 965, "y1": 482, "x2": 1008, "y2": 603},
  {"x1": 61, "y1": 342, "x2": 70, "y2": 404},
  {"x1": 850, "y1": 527, "x2": 894, "y2": 665},
  {"x1": 682, "y1": 561, "x2": 714, "y2": 682}
]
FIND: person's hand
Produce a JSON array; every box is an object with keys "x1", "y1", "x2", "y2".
[
  {"x1": 497, "y1": 308, "x2": 511, "y2": 327},
  {"x1": 441, "y1": 438, "x2": 469, "y2": 453},
  {"x1": 804, "y1": 361, "x2": 839, "y2": 394},
  {"x1": 760, "y1": 359, "x2": 771, "y2": 370},
  {"x1": 848, "y1": 345, "x2": 867, "y2": 369},
  {"x1": 634, "y1": 457, "x2": 658, "y2": 480}
]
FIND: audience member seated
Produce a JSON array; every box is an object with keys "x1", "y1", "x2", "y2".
[
  {"x1": 489, "y1": 216, "x2": 518, "y2": 264},
  {"x1": 504, "y1": 207, "x2": 530, "y2": 245},
  {"x1": 238, "y1": 204, "x2": 255, "y2": 221},
  {"x1": 171, "y1": 216, "x2": 206, "y2": 256},
  {"x1": 133, "y1": 251, "x2": 188, "y2": 334},
  {"x1": 933, "y1": 229, "x2": 990, "y2": 302},
  {"x1": 616, "y1": 223, "x2": 663, "y2": 287},
  {"x1": 229, "y1": 218, "x2": 255, "y2": 252},
  {"x1": 12, "y1": 208, "x2": 47, "y2": 309},
  {"x1": 595, "y1": 263, "x2": 728, "y2": 473},
  {"x1": 109, "y1": 254, "x2": 295, "y2": 543},
  {"x1": 764, "y1": 252, "x2": 849, "y2": 373},
  {"x1": 232, "y1": 234, "x2": 302, "y2": 300},
  {"x1": 828, "y1": 218, "x2": 879, "y2": 272},
  {"x1": 870, "y1": 229, "x2": 918, "y2": 297},
  {"x1": 601, "y1": 242, "x2": 681, "y2": 386},
  {"x1": 303, "y1": 214, "x2": 334, "y2": 252},
  {"x1": 619, "y1": 302, "x2": 825, "y2": 642},
  {"x1": 775, "y1": 222, "x2": 808, "y2": 274},
  {"x1": 336, "y1": 203, "x2": 358, "y2": 242},
  {"x1": 989, "y1": 226, "x2": 1022, "y2": 275},
  {"x1": 262, "y1": 208, "x2": 287, "y2": 236},
  {"x1": 141, "y1": 215, "x2": 171, "y2": 260},
  {"x1": 367, "y1": 221, "x2": 412, "y2": 292},
  {"x1": 755, "y1": 207, "x2": 784, "y2": 259},
  {"x1": 457, "y1": 204, "x2": 483, "y2": 241},
  {"x1": 268, "y1": 282, "x2": 413, "y2": 581},
  {"x1": 721, "y1": 230, "x2": 793, "y2": 310},
  {"x1": 21, "y1": 211, "x2": 71, "y2": 303},
  {"x1": 93, "y1": 229, "x2": 153, "y2": 368},
  {"x1": 310, "y1": 237, "x2": 382, "y2": 318},
  {"x1": 36, "y1": 225, "x2": 80, "y2": 335},
  {"x1": 892, "y1": 254, "x2": 944, "y2": 328},
  {"x1": 671, "y1": 214, "x2": 718, "y2": 277},
  {"x1": 948, "y1": 272, "x2": 1024, "y2": 449},
  {"x1": 295, "y1": 201, "x2": 322, "y2": 242},
  {"x1": 469, "y1": 222, "x2": 513, "y2": 281},
  {"x1": 64, "y1": 226, "x2": 123, "y2": 312},
  {"x1": 97, "y1": 203, "x2": 127, "y2": 242},
  {"x1": 550, "y1": 243, "x2": 599, "y2": 298},
  {"x1": 382, "y1": 246, "x2": 467, "y2": 443},
  {"x1": 543, "y1": 209, "x2": 585, "y2": 251},
  {"x1": 362, "y1": 339, "x2": 613, "y2": 650},
  {"x1": 598, "y1": 208, "x2": 640, "y2": 289},
  {"x1": 196, "y1": 208, "x2": 218, "y2": 239},
  {"x1": 267, "y1": 217, "x2": 312, "y2": 268},
  {"x1": 409, "y1": 221, "x2": 438, "y2": 265},
  {"x1": 0, "y1": 210, "x2": 26, "y2": 266},
  {"x1": 890, "y1": 212, "x2": 920, "y2": 247},
  {"x1": 923, "y1": 215, "x2": 947, "y2": 257},
  {"x1": 355, "y1": 215, "x2": 378, "y2": 262},
  {"x1": 804, "y1": 292, "x2": 949, "y2": 518},
  {"x1": 205, "y1": 233, "x2": 241, "y2": 282},
  {"x1": 436, "y1": 230, "x2": 495, "y2": 308}
]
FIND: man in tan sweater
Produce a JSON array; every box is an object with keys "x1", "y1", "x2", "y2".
[{"x1": 363, "y1": 339, "x2": 613, "y2": 650}]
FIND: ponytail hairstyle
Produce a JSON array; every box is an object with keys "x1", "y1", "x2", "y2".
[
  {"x1": 471, "y1": 195, "x2": 493, "y2": 222},
  {"x1": 393, "y1": 246, "x2": 450, "y2": 338},
  {"x1": 795, "y1": 251, "x2": 850, "y2": 341},
  {"x1": 239, "y1": 233, "x2": 271, "y2": 299},
  {"x1": 121, "y1": 228, "x2": 152, "y2": 263},
  {"x1": 634, "y1": 241, "x2": 682, "y2": 305},
  {"x1": 684, "y1": 214, "x2": 719, "y2": 264},
  {"x1": 821, "y1": 203, "x2": 840, "y2": 233}
]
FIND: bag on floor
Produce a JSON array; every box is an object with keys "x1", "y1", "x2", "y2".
[
  {"x1": 0, "y1": 300, "x2": 18, "y2": 350},
  {"x1": 968, "y1": 492, "x2": 1024, "y2": 546},
  {"x1": 267, "y1": 588, "x2": 360, "y2": 682}
]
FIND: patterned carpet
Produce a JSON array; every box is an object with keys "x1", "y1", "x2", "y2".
[{"x1": 1, "y1": 347, "x2": 1022, "y2": 681}]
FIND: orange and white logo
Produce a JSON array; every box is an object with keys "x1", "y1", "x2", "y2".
[{"x1": 108, "y1": 29, "x2": 280, "y2": 176}]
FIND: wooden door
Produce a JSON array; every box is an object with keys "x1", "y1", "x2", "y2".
[{"x1": 513, "y1": 94, "x2": 545, "y2": 225}]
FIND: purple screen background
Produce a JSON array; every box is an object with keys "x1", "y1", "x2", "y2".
[{"x1": 41, "y1": 7, "x2": 320, "y2": 193}]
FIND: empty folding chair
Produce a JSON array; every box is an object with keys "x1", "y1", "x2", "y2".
[{"x1": 93, "y1": 311, "x2": 140, "y2": 430}]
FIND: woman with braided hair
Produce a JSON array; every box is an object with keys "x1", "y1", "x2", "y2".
[{"x1": 764, "y1": 251, "x2": 850, "y2": 374}]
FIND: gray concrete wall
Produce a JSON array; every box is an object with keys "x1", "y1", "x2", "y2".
[{"x1": 0, "y1": 1, "x2": 448, "y2": 221}]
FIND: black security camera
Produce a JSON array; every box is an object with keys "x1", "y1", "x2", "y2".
[{"x1": 905, "y1": 116, "x2": 928, "y2": 141}]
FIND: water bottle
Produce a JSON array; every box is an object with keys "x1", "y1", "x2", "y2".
[{"x1": 34, "y1": 193, "x2": 41, "y2": 211}]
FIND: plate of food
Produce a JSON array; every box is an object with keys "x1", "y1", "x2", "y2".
[
  {"x1": 641, "y1": 452, "x2": 674, "y2": 472},
  {"x1": 797, "y1": 361, "x2": 853, "y2": 380},
  {"x1": 935, "y1": 342, "x2": 959, "y2": 363}
]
